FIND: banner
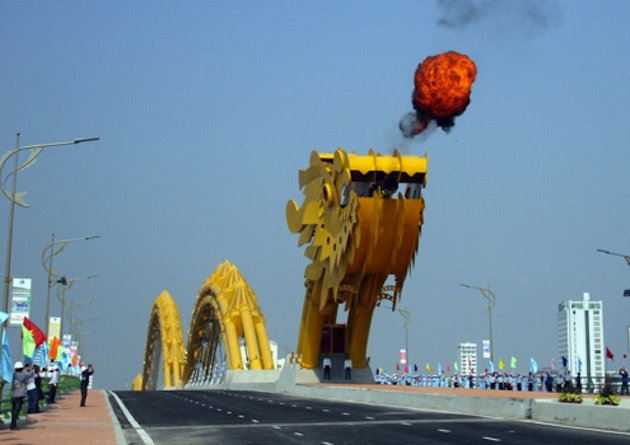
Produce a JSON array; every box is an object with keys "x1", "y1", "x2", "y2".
[
  {"x1": 482, "y1": 339, "x2": 491, "y2": 359},
  {"x1": 48, "y1": 317, "x2": 61, "y2": 341},
  {"x1": 9, "y1": 278, "x2": 32, "y2": 326},
  {"x1": 399, "y1": 349, "x2": 407, "y2": 365}
]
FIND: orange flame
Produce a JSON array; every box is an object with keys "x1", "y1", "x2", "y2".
[{"x1": 402, "y1": 51, "x2": 477, "y2": 137}]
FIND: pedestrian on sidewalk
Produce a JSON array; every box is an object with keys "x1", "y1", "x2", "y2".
[
  {"x1": 619, "y1": 367, "x2": 629, "y2": 395},
  {"x1": 11, "y1": 361, "x2": 34, "y2": 430},
  {"x1": 26, "y1": 364, "x2": 39, "y2": 413},
  {"x1": 80, "y1": 363, "x2": 95, "y2": 407},
  {"x1": 48, "y1": 365, "x2": 59, "y2": 403}
]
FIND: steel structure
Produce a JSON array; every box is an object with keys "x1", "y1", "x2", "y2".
[
  {"x1": 138, "y1": 261, "x2": 273, "y2": 389},
  {"x1": 286, "y1": 148, "x2": 427, "y2": 369}
]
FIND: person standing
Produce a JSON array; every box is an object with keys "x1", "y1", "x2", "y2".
[
  {"x1": 80, "y1": 363, "x2": 95, "y2": 407},
  {"x1": 26, "y1": 364, "x2": 39, "y2": 413},
  {"x1": 619, "y1": 367, "x2": 629, "y2": 395},
  {"x1": 11, "y1": 361, "x2": 34, "y2": 430},
  {"x1": 322, "y1": 356, "x2": 331, "y2": 380},
  {"x1": 48, "y1": 365, "x2": 59, "y2": 403},
  {"x1": 344, "y1": 356, "x2": 352, "y2": 380},
  {"x1": 575, "y1": 372, "x2": 582, "y2": 393}
]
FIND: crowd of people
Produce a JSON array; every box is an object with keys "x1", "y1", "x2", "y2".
[
  {"x1": 374, "y1": 366, "x2": 630, "y2": 395},
  {"x1": 8, "y1": 360, "x2": 95, "y2": 430}
]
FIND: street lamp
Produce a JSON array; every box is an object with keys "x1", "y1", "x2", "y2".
[
  {"x1": 55, "y1": 275, "x2": 97, "y2": 338},
  {"x1": 42, "y1": 235, "x2": 100, "y2": 339},
  {"x1": 398, "y1": 308, "x2": 411, "y2": 372},
  {"x1": 596, "y1": 249, "x2": 630, "y2": 297},
  {"x1": 461, "y1": 283, "x2": 496, "y2": 363},
  {"x1": 1, "y1": 134, "x2": 100, "y2": 318}
]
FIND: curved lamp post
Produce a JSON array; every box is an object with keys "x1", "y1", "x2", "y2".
[
  {"x1": 41, "y1": 236, "x2": 100, "y2": 339},
  {"x1": 461, "y1": 283, "x2": 496, "y2": 363},
  {"x1": 55, "y1": 275, "x2": 97, "y2": 338},
  {"x1": 596, "y1": 249, "x2": 630, "y2": 297}
]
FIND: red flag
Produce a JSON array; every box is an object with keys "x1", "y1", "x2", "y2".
[
  {"x1": 606, "y1": 347, "x2": 615, "y2": 360},
  {"x1": 23, "y1": 317, "x2": 46, "y2": 348}
]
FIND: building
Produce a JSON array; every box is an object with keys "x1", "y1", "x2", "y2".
[
  {"x1": 458, "y1": 342, "x2": 477, "y2": 376},
  {"x1": 557, "y1": 292, "x2": 605, "y2": 381}
]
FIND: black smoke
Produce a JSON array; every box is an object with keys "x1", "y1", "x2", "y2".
[{"x1": 436, "y1": 0, "x2": 562, "y2": 32}]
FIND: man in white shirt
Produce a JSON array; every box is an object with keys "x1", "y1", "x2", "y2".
[
  {"x1": 48, "y1": 366, "x2": 59, "y2": 403},
  {"x1": 323, "y1": 356, "x2": 332, "y2": 380},
  {"x1": 344, "y1": 356, "x2": 352, "y2": 380}
]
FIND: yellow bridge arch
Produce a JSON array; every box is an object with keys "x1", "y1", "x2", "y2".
[{"x1": 136, "y1": 260, "x2": 274, "y2": 390}]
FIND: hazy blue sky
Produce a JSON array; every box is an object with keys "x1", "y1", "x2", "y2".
[{"x1": 1, "y1": 1, "x2": 629, "y2": 389}]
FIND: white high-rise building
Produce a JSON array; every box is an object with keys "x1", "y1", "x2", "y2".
[
  {"x1": 557, "y1": 292, "x2": 605, "y2": 379},
  {"x1": 458, "y1": 342, "x2": 477, "y2": 376}
]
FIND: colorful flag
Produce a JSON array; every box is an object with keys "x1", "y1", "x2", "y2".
[
  {"x1": 510, "y1": 356, "x2": 517, "y2": 369},
  {"x1": 37, "y1": 343, "x2": 49, "y2": 368},
  {"x1": 0, "y1": 329, "x2": 13, "y2": 384},
  {"x1": 425, "y1": 363, "x2": 432, "y2": 373},
  {"x1": 21, "y1": 324, "x2": 36, "y2": 358},
  {"x1": 488, "y1": 360, "x2": 495, "y2": 373},
  {"x1": 551, "y1": 357, "x2": 556, "y2": 370},
  {"x1": 49, "y1": 337, "x2": 61, "y2": 359},
  {"x1": 23, "y1": 317, "x2": 46, "y2": 348},
  {"x1": 454, "y1": 361, "x2": 459, "y2": 372},
  {"x1": 396, "y1": 363, "x2": 400, "y2": 371},
  {"x1": 530, "y1": 357, "x2": 538, "y2": 373},
  {"x1": 606, "y1": 347, "x2": 615, "y2": 360},
  {"x1": 446, "y1": 363, "x2": 451, "y2": 372},
  {"x1": 578, "y1": 357, "x2": 583, "y2": 372},
  {"x1": 498, "y1": 358, "x2": 505, "y2": 370},
  {"x1": 438, "y1": 363, "x2": 442, "y2": 375},
  {"x1": 0, "y1": 311, "x2": 8, "y2": 325},
  {"x1": 56, "y1": 344, "x2": 66, "y2": 363}
]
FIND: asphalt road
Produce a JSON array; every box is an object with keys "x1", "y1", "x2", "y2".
[{"x1": 109, "y1": 389, "x2": 630, "y2": 444}]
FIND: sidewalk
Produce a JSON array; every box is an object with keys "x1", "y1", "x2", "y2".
[{"x1": 0, "y1": 389, "x2": 119, "y2": 444}]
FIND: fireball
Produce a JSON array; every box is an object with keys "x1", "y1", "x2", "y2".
[{"x1": 401, "y1": 51, "x2": 477, "y2": 137}]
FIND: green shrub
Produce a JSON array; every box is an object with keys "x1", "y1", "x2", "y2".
[
  {"x1": 594, "y1": 383, "x2": 620, "y2": 406},
  {"x1": 559, "y1": 392, "x2": 583, "y2": 403}
]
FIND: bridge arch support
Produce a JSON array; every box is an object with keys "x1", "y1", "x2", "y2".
[{"x1": 141, "y1": 290, "x2": 186, "y2": 390}]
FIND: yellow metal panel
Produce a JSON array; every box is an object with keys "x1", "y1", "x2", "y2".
[{"x1": 287, "y1": 148, "x2": 428, "y2": 370}]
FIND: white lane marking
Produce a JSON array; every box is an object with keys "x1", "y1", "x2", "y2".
[
  {"x1": 108, "y1": 391, "x2": 155, "y2": 445},
  {"x1": 238, "y1": 414, "x2": 245, "y2": 418},
  {"x1": 252, "y1": 419, "x2": 259, "y2": 423},
  {"x1": 294, "y1": 432, "x2": 304, "y2": 436},
  {"x1": 342, "y1": 412, "x2": 350, "y2": 416},
  {"x1": 272, "y1": 425, "x2": 281, "y2": 430},
  {"x1": 482, "y1": 437, "x2": 501, "y2": 442},
  {"x1": 437, "y1": 429, "x2": 451, "y2": 433},
  {"x1": 365, "y1": 416, "x2": 375, "y2": 420}
]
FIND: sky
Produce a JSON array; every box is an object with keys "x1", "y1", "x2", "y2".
[{"x1": 1, "y1": 1, "x2": 629, "y2": 390}]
